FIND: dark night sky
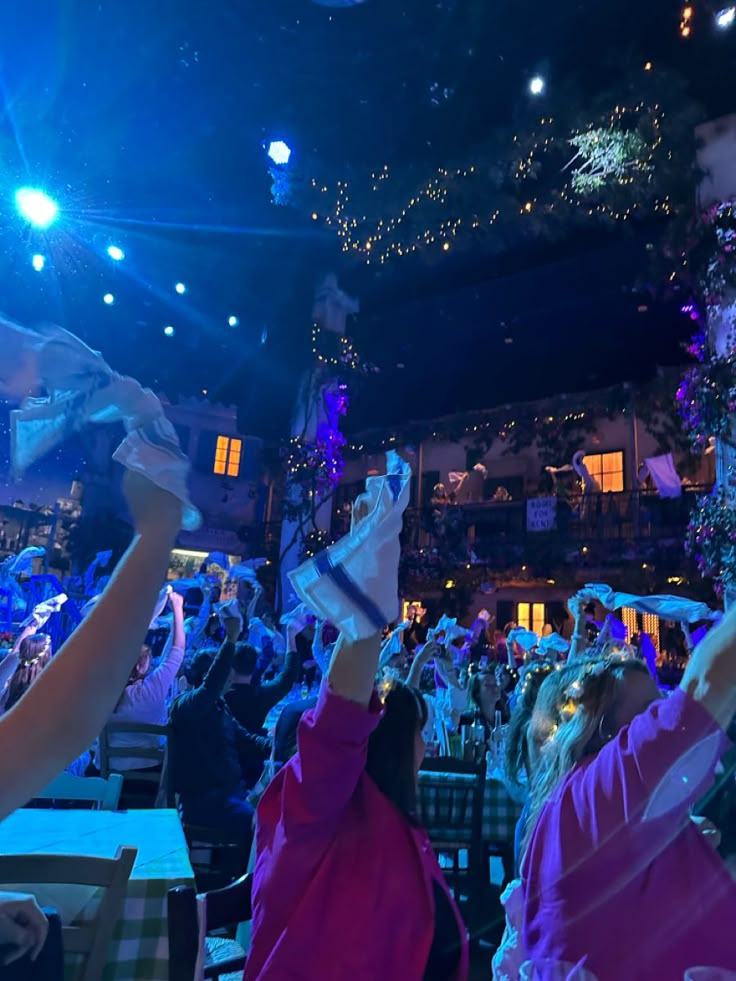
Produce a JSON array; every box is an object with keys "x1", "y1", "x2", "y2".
[{"x1": 0, "y1": 0, "x2": 732, "y2": 439}]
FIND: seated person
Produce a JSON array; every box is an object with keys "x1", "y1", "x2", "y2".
[
  {"x1": 225, "y1": 618, "x2": 302, "y2": 734},
  {"x1": 169, "y1": 607, "x2": 270, "y2": 840},
  {"x1": 107, "y1": 590, "x2": 185, "y2": 773}
]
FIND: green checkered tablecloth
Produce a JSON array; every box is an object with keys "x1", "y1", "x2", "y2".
[
  {"x1": 0, "y1": 808, "x2": 195, "y2": 981},
  {"x1": 418, "y1": 771, "x2": 524, "y2": 845}
]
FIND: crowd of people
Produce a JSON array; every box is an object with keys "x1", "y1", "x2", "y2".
[{"x1": 0, "y1": 460, "x2": 733, "y2": 978}]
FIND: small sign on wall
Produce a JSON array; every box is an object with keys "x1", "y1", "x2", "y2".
[{"x1": 527, "y1": 496, "x2": 557, "y2": 532}]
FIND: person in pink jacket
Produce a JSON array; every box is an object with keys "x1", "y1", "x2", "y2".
[{"x1": 245, "y1": 623, "x2": 469, "y2": 980}]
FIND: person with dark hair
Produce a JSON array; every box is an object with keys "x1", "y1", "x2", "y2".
[
  {"x1": 272, "y1": 696, "x2": 317, "y2": 765},
  {"x1": 245, "y1": 623, "x2": 468, "y2": 978},
  {"x1": 519, "y1": 609, "x2": 736, "y2": 977},
  {"x1": 461, "y1": 667, "x2": 510, "y2": 736},
  {"x1": 169, "y1": 607, "x2": 270, "y2": 839},
  {"x1": 225, "y1": 617, "x2": 303, "y2": 734}
]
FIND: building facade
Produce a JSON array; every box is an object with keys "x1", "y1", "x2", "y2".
[{"x1": 330, "y1": 378, "x2": 713, "y2": 642}]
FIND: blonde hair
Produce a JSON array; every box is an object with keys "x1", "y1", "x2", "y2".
[{"x1": 521, "y1": 656, "x2": 650, "y2": 856}]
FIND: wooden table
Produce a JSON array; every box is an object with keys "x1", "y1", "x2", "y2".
[{"x1": 0, "y1": 808, "x2": 195, "y2": 981}]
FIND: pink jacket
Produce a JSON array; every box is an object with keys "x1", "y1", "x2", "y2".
[{"x1": 245, "y1": 684, "x2": 469, "y2": 980}]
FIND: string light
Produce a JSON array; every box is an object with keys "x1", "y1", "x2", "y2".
[
  {"x1": 680, "y1": 3, "x2": 694, "y2": 36},
  {"x1": 307, "y1": 103, "x2": 670, "y2": 267}
]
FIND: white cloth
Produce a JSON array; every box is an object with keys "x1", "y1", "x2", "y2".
[
  {"x1": 492, "y1": 879, "x2": 526, "y2": 981},
  {"x1": 148, "y1": 585, "x2": 172, "y2": 630},
  {"x1": 428, "y1": 615, "x2": 467, "y2": 647},
  {"x1": 19, "y1": 592, "x2": 68, "y2": 631},
  {"x1": 641, "y1": 454, "x2": 682, "y2": 499},
  {"x1": 507, "y1": 627, "x2": 539, "y2": 652},
  {"x1": 5, "y1": 321, "x2": 199, "y2": 530},
  {"x1": 583, "y1": 583, "x2": 717, "y2": 623},
  {"x1": 289, "y1": 451, "x2": 411, "y2": 642},
  {"x1": 378, "y1": 621, "x2": 411, "y2": 670},
  {"x1": 536, "y1": 633, "x2": 569, "y2": 657}
]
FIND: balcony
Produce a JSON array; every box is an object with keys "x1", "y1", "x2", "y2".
[{"x1": 394, "y1": 486, "x2": 712, "y2": 578}]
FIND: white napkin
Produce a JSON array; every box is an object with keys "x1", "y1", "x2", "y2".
[
  {"x1": 289, "y1": 451, "x2": 411, "y2": 642},
  {"x1": 5, "y1": 321, "x2": 199, "y2": 530},
  {"x1": 583, "y1": 583, "x2": 717, "y2": 623},
  {"x1": 19, "y1": 592, "x2": 68, "y2": 631}
]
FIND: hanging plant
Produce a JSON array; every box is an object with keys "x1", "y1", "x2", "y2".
[
  {"x1": 686, "y1": 486, "x2": 736, "y2": 593},
  {"x1": 676, "y1": 333, "x2": 736, "y2": 450}
]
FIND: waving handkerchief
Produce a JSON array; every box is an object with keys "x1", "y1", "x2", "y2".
[
  {"x1": 149, "y1": 585, "x2": 172, "y2": 630},
  {"x1": 20, "y1": 592, "x2": 68, "y2": 631},
  {"x1": 204, "y1": 551, "x2": 231, "y2": 572},
  {"x1": 5, "y1": 320, "x2": 199, "y2": 530},
  {"x1": 583, "y1": 583, "x2": 717, "y2": 623},
  {"x1": 507, "y1": 627, "x2": 539, "y2": 653},
  {"x1": 378, "y1": 621, "x2": 411, "y2": 670},
  {"x1": 428, "y1": 614, "x2": 467, "y2": 647},
  {"x1": 217, "y1": 598, "x2": 242, "y2": 622},
  {"x1": 281, "y1": 604, "x2": 309, "y2": 630},
  {"x1": 246, "y1": 616, "x2": 275, "y2": 650},
  {"x1": 289, "y1": 451, "x2": 411, "y2": 642},
  {"x1": 536, "y1": 633, "x2": 569, "y2": 657}
]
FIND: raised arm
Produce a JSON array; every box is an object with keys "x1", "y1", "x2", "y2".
[
  {"x1": 681, "y1": 603, "x2": 736, "y2": 729},
  {"x1": 259, "y1": 622, "x2": 302, "y2": 700},
  {"x1": 0, "y1": 473, "x2": 181, "y2": 820},
  {"x1": 146, "y1": 590, "x2": 186, "y2": 699},
  {"x1": 566, "y1": 593, "x2": 589, "y2": 663},
  {"x1": 406, "y1": 640, "x2": 439, "y2": 689},
  {"x1": 274, "y1": 631, "x2": 383, "y2": 835},
  {"x1": 327, "y1": 632, "x2": 382, "y2": 708},
  {"x1": 185, "y1": 610, "x2": 243, "y2": 709}
]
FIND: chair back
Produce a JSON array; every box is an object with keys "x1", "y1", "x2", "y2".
[
  {"x1": 0, "y1": 846, "x2": 137, "y2": 981},
  {"x1": 99, "y1": 721, "x2": 168, "y2": 778},
  {"x1": 34, "y1": 772, "x2": 123, "y2": 811},
  {"x1": 418, "y1": 756, "x2": 486, "y2": 849},
  {"x1": 168, "y1": 874, "x2": 252, "y2": 981},
  {"x1": 99, "y1": 722, "x2": 171, "y2": 805}
]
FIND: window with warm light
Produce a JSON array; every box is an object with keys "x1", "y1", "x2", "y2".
[
  {"x1": 517, "y1": 602, "x2": 546, "y2": 635},
  {"x1": 213, "y1": 436, "x2": 242, "y2": 477},
  {"x1": 582, "y1": 451, "x2": 624, "y2": 493}
]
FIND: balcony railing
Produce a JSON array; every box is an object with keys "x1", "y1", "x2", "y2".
[{"x1": 395, "y1": 486, "x2": 712, "y2": 572}]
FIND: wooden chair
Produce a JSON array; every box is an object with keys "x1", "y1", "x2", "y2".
[
  {"x1": 33, "y1": 772, "x2": 123, "y2": 811},
  {"x1": 0, "y1": 846, "x2": 137, "y2": 981},
  {"x1": 182, "y1": 824, "x2": 250, "y2": 894},
  {"x1": 99, "y1": 722, "x2": 170, "y2": 807},
  {"x1": 168, "y1": 874, "x2": 252, "y2": 981},
  {"x1": 418, "y1": 756, "x2": 487, "y2": 939}
]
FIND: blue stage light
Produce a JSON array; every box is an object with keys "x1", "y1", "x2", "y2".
[
  {"x1": 103, "y1": 293, "x2": 115, "y2": 305},
  {"x1": 32, "y1": 254, "x2": 45, "y2": 272},
  {"x1": 716, "y1": 6, "x2": 736, "y2": 28},
  {"x1": 15, "y1": 187, "x2": 58, "y2": 228},
  {"x1": 228, "y1": 315, "x2": 239, "y2": 327},
  {"x1": 164, "y1": 325, "x2": 175, "y2": 337},
  {"x1": 267, "y1": 141, "x2": 292, "y2": 165},
  {"x1": 107, "y1": 245, "x2": 125, "y2": 261},
  {"x1": 175, "y1": 282, "x2": 187, "y2": 295}
]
